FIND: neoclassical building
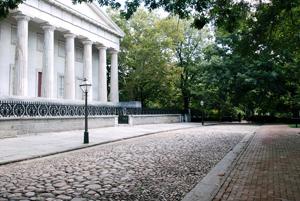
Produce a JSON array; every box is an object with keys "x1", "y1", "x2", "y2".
[
  {"x1": 0, "y1": 0, "x2": 124, "y2": 103},
  {"x1": 0, "y1": 0, "x2": 182, "y2": 138}
]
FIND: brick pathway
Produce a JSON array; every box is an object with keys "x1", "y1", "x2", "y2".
[{"x1": 213, "y1": 125, "x2": 300, "y2": 201}]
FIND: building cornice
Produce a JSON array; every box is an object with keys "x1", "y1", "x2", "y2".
[
  {"x1": 87, "y1": 3, "x2": 125, "y2": 37},
  {"x1": 44, "y1": 0, "x2": 124, "y2": 38}
]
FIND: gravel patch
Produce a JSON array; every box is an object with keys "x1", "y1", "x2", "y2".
[{"x1": 0, "y1": 125, "x2": 258, "y2": 201}]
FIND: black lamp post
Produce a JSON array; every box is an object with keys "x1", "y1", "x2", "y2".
[
  {"x1": 80, "y1": 78, "x2": 92, "y2": 144},
  {"x1": 200, "y1": 100, "x2": 204, "y2": 125}
]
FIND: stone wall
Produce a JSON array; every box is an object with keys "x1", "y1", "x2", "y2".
[
  {"x1": 0, "y1": 115, "x2": 117, "y2": 138},
  {"x1": 128, "y1": 114, "x2": 182, "y2": 126}
]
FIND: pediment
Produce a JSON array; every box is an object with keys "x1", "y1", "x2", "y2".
[{"x1": 52, "y1": 0, "x2": 124, "y2": 37}]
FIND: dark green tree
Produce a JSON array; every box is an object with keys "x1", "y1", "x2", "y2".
[
  {"x1": 110, "y1": 9, "x2": 181, "y2": 108},
  {"x1": 0, "y1": 0, "x2": 259, "y2": 29},
  {"x1": 192, "y1": 0, "x2": 300, "y2": 118},
  {"x1": 0, "y1": 0, "x2": 23, "y2": 18},
  {"x1": 173, "y1": 20, "x2": 213, "y2": 112}
]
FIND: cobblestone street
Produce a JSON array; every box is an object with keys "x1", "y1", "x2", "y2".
[{"x1": 0, "y1": 125, "x2": 257, "y2": 201}]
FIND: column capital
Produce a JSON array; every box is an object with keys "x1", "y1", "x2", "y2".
[
  {"x1": 64, "y1": 32, "x2": 76, "y2": 39},
  {"x1": 96, "y1": 44, "x2": 107, "y2": 50},
  {"x1": 13, "y1": 12, "x2": 29, "y2": 97},
  {"x1": 42, "y1": 24, "x2": 56, "y2": 31},
  {"x1": 82, "y1": 39, "x2": 93, "y2": 46},
  {"x1": 109, "y1": 49, "x2": 119, "y2": 54},
  {"x1": 14, "y1": 14, "x2": 30, "y2": 21}
]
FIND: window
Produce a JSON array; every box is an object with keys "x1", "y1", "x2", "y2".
[
  {"x1": 11, "y1": 25, "x2": 17, "y2": 45},
  {"x1": 75, "y1": 46, "x2": 83, "y2": 62},
  {"x1": 57, "y1": 74, "x2": 64, "y2": 98},
  {"x1": 58, "y1": 40, "x2": 65, "y2": 57},
  {"x1": 37, "y1": 33, "x2": 44, "y2": 52}
]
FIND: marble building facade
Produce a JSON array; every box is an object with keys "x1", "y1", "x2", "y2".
[{"x1": 0, "y1": 0, "x2": 125, "y2": 103}]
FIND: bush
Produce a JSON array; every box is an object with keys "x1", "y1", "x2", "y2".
[{"x1": 246, "y1": 116, "x2": 299, "y2": 124}]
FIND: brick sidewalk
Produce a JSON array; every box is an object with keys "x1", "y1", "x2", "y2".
[{"x1": 213, "y1": 125, "x2": 300, "y2": 201}]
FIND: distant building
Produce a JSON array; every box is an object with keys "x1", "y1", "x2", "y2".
[{"x1": 0, "y1": 0, "x2": 124, "y2": 103}]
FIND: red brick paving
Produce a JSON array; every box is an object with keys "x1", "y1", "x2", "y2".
[{"x1": 213, "y1": 125, "x2": 300, "y2": 201}]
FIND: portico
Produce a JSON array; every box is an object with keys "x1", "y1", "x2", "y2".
[
  {"x1": 0, "y1": 0, "x2": 179, "y2": 139},
  {"x1": 0, "y1": 0, "x2": 124, "y2": 104}
]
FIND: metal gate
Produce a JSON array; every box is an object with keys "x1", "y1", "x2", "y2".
[{"x1": 118, "y1": 115, "x2": 129, "y2": 124}]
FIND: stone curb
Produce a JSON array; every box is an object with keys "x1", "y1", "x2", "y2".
[
  {"x1": 182, "y1": 131, "x2": 256, "y2": 201},
  {"x1": 0, "y1": 125, "x2": 204, "y2": 166}
]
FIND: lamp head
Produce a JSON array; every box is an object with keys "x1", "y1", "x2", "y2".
[{"x1": 80, "y1": 78, "x2": 92, "y2": 93}]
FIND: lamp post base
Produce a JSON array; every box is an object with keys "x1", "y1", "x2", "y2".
[{"x1": 84, "y1": 131, "x2": 89, "y2": 144}]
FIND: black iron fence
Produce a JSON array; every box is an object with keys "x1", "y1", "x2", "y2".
[{"x1": 0, "y1": 99, "x2": 182, "y2": 118}]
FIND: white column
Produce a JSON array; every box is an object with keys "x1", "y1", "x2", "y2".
[
  {"x1": 97, "y1": 45, "x2": 107, "y2": 102},
  {"x1": 82, "y1": 39, "x2": 93, "y2": 101},
  {"x1": 14, "y1": 14, "x2": 30, "y2": 96},
  {"x1": 110, "y1": 50, "x2": 119, "y2": 103},
  {"x1": 42, "y1": 24, "x2": 55, "y2": 98},
  {"x1": 64, "y1": 33, "x2": 76, "y2": 100}
]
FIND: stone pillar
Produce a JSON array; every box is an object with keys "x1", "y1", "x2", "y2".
[
  {"x1": 110, "y1": 50, "x2": 119, "y2": 103},
  {"x1": 97, "y1": 45, "x2": 107, "y2": 102},
  {"x1": 42, "y1": 24, "x2": 55, "y2": 98},
  {"x1": 64, "y1": 33, "x2": 76, "y2": 100},
  {"x1": 14, "y1": 14, "x2": 30, "y2": 96},
  {"x1": 82, "y1": 40, "x2": 93, "y2": 101}
]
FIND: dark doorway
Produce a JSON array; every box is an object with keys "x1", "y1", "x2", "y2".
[
  {"x1": 38, "y1": 72, "x2": 42, "y2": 97},
  {"x1": 118, "y1": 115, "x2": 129, "y2": 124}
]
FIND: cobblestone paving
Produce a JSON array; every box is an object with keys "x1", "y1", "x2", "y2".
[
  {"x1": 0, "y1": 125, "x2": 257, "y2": 201},
  {"x1": 213, "y1": 125, "x2": 300, "y2": 201}
]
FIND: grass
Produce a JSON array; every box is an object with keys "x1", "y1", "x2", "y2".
[{"x1": 289, "y1": 124, "x2": 299, "y2": 128}]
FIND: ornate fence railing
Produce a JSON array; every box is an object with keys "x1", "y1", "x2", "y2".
[{"x1": 0, "y1": 99, "x2": 182, "y2": 118}]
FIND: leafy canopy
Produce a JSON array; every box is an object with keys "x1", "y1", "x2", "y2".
[
  {"x1": 0, "y1": 0, "x2": 284, "y2": 30},
  {"x1": 111, "y1": 9, "x2": 182, "y2": 108}
]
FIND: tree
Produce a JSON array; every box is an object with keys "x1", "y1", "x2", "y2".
[
  {"x1": 110, "y1": 9, "x2": 182, "y2": 108},
  {"x1": 173, "y1": 20, "x2": 213, "y2": 112},
  {"x1": 0, "y1": 0, "x2": 275, "y2": 30},
  {"x1": 2, "y1": 0, "x2": 299, "y2": 118},
  {"x1": 192, "y1": 0, "x2": 300, "y2": 119},
  {"x1": 0, "y1": 0, "x2": 23, "y2": 18}
]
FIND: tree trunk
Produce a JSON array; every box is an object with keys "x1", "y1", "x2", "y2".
[
  {"x1": 140, "y1": 89, "x2": 144, "y2": 108},
  {"x1": 138, "y1": 85, "x2": 145, "y2": 108},
  {"x1": 181, "y1": 74, "x2": 190, "y2": 113},
  {"x1": 183, "y1": 95, "x2": 190, "y2": 113}
]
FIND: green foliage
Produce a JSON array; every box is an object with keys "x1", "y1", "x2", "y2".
[
  {"x1": 289, "y1": 124, "x2": 299, "y2": 128},
  {"x1": 1, "y1": 0, "x2": 299, "y2": 118},
  {"x1": 194, "y1": 0, "x2": 300, "y2": 118},
  {"x1": 110, "y1": 9, "x2": 212, "y2": 110},
  {"x1": 72, "y1": 0, "x2": 121, "y2": 9},
  {"x1": 110, "y1": 9, "x2": 182, "y2": 108},
  {"x1": 0, "y1": 0, "x2": 260, "y2": 30},
  {"x1": 174, "y1": 20, "x2": 213, "y2": 111},
  {"x1": 0, "y1": 0, "x2": 23, "y2": 18}
]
